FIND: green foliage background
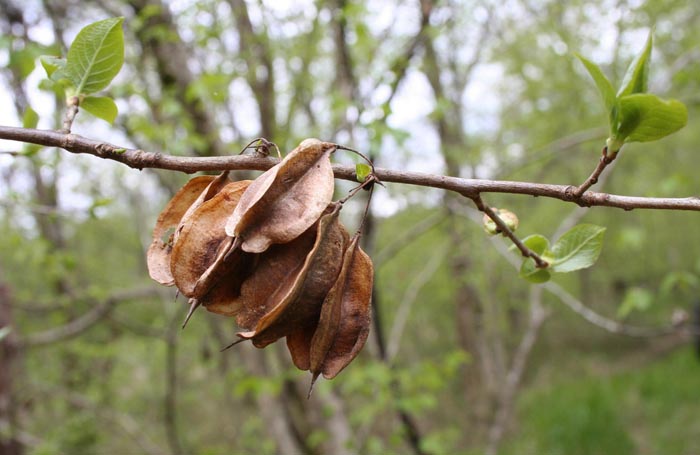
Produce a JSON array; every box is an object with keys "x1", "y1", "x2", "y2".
[{"x1": 1, "y1": 0, "x2": 699, "y2": 454}]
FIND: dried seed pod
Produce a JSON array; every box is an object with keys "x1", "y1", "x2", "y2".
[
  {"x1": 175, "y1": 171, "x2": 232, "y2": 242},
  {"x1": 237, "y1": 204, "x2": 348, "y2": 348},
  {"x1": 225, "y1": 138, "x2": 336, "y2": 253},
  {"x1": 234, "y1": 229, "x2": 317, "y2": 330},
  {"x1": 170, "y1": 180, "x2": 251, "y2": 298},
  {"x1": 308, "y1": 235, "x2": 373, "y2": 381},
  {"x1": 147, "y1": 175, "x2": 216, "y2": 285},
  {"x1": 286, "y1": 328, "x2": 314, "y2": 371}
]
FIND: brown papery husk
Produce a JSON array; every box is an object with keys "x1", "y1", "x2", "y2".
[
  {"x1": 286, "y1": 328, "x2": 314, "y2": 371},
  {"x1": 309, "y1": 236, "x2": 373, "y2": 380},
  {"x1": 199, "y1": 247, "x2": 255, "y2": 316},
  {"x1": 147, "y1": 175, "x2": 215, "y2": 286},
  {"x1": 225, "y1": 138, "x2": 336, "y2": 253},
  {"x1": 239, "y1": 204, "x2": 348, "y2": 348},
  {"x1": 175, "y1": 171, "x2": 232, "y2": 244},
  {"x1": 234, "y1": 228, "x2": 317, "y2": 332},
  {"x1": 170, "y1": 180, "x2": 251, "y2": 298}
]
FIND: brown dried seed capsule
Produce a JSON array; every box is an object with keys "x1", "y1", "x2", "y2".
[
  {"x1": 225, "y1": 138, "x2": 336, "y2": 253},
  {"x1": 308, "y1": 235, "x2": 373, "y2": 382},
  {"x1": 237, "y1": 204, "x2": 348, "y2": 348},
  {"x1": 147, "y1": 175, "x2": 216, "y2": 286},
  {"x1": 170, "y1": 180, "x2": 251, "y2": 298}
]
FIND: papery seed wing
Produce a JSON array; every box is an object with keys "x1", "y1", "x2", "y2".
[
  {"x1": 147, "y1": 175, "x2": 215, "y2": 285},
  {"x1": 234, "y1": 228, "x2": 317, "y2": 331},
  {"x1": 287, "y1": 328, "x2": 314, "y2": 371},
  {"x1": 225, "y1": 138, "x2": 335, "y2": 253},
  {"x1": 170, "y1": 180, "x2": 251, "y2": 297},
  {"x1": 241, "y1": 205, "x2": 348, "y2": 348},
  {"x1": 311, "y1": 236, "x2": 373, "y2": 380}
]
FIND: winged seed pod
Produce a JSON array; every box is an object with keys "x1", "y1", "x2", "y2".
[
  {"x1": 170, "y1": 180, "x2": 251, "y2": 298},
  {"x1": 308, "y1": 235, "x2": 373, "y2": 382},
  {"x1": 225, "y1": 138, "x2": 336, "y2": 253},
  {"x1": 147, "y1": 175, "x2": 216, "y2": 285},
  {"x1": 236, "y1": 204, "x2": 348, "y2": 348}
]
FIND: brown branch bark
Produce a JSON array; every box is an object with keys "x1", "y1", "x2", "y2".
[{"x1": 2, "y1": 126, "x2": 699, "y2": 212}]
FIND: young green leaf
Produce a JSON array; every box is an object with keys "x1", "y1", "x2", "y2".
[
  {"x1": 22, "y1": 107, "x2": 39, "y2": 129},
  {"x1": 355, "y1": 163, "x2": 372, "y2": 183},
  {"x1": 81, "y1": 96, "x2": 118, "y2": 124},
  {"x1": 40, "y1": 55, "x2": 66, "y2": 79},
  {"x1": 63, "y1": 17, "x2": 125, "y2": 95},
  {"x1": 519, "y1": 258, "x2": 551, "y2": 283},
  {"x1": 550, "y1": 224, "x2": 606, "y2": 273},
  {"x1": 617, "y1": 30, "x2": 653, "y2": 97},
  {"x1": 617, "y1": 287, "x2": 653, "y2": 319},
  {"x1": 521, "y1": 234, "x2": 550, "y2": 256},
  {"x1": 575, "y1": 53, "x2": 616, "y2": 115},
  {"x1": 616, "y1": 94, "x2": 687, "y2": 143}
]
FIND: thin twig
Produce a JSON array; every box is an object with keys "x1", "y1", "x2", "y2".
[
  {"x1": 386, "y1": 244, "x2": 448, "y2": 362},
  {"x1": 485, "y1": 287, "x2": 549, "y2": 455},
  {"x1": 471, "y1": 194, "x2": 548, "y2": 268},
  {"x1": 1, "y1": 126, "x2": 700, "y2": 211},
  {"x1": 571, "y1": 146, "x2": 617, "y2": 197},
  {"x1": 456, "y1": 202, "x2": 682, "y2": 338},
  {"x1": 60, "y1": 96, "x2": 80, "y2": 133},
  {"x1": 18, "y1": 287, "x2": 160, "y2": 347}
]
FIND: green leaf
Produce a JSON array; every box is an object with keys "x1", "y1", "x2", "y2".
[
  {"x1": 22, "y1": 107, "x2": 39, "y2": 129},
  {"x1": 519, "y1": 258, "x2": 551, "y2": 283},
  {"x1": 575, "y1": 53, "x2": 616, "y2": 115},
  {"x1": 617, "y1": 30, "x2": 653, "y2": 97},
  {"x1": 63, "y1": 17, "x2": 124, "y2": 95},
  {"x1": 355, "y1": 163, "x2": 372, "y2": 183},
  {"x1": 550, "y1": 224, "x2": 606, "y2": 273},
  {"x1": 616, "y1": 94, "x2": 687, "y2": 143},
  {"x1": 521, "y1": 234, "x2": 550, "y2": 256},
  {"x1": 617, "y1": 287, "x2": 654, "y2": 319},
  {"x1": 81, "y1": 96, "x2": 118, "y2": 124},
  {"x1": 40, "y1": 55, "x2": 66, "y2": 79}
]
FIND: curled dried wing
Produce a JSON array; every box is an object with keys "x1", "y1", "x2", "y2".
[
  {"x1": 310, "y1": 236, "x2": 373, "y2": 380},
  {"x1": 226, "y1": 138, "x2": 336, "y2": 253},
  {"x1": 240, "y1": 205, "x2": 348, "y2": 348},
  {"x1": 170, "y1": 180, "x2": 251, "y2": 297},
  {"x1": 147, "y1": 175, "x2": 215, "y2": 285}
]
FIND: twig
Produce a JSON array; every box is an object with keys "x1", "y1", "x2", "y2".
[
  {"x1": 543, "y1": 281, "x2": 676, "y2": 337},
  {"x1": 471, "y1": 194, "x2": 548, "y2": 268},
  {"x1": 485, "y1": 287, "x2": 549, "y2": 455},
  {"x1": 31, "y1": 382, "x2": 166, "y2": 455},
  {"x1": 386, "y1": 244, "x2": 448, "y2": 362},
  {"x1": 60, "y1": 96, "x2": 80, "y2": 133},
  {"x1": 374, "y1": 210, "x2": 446, "y2": 267},
  {"x1": 456, "y1": 202, "x2": 682, "y2": 338},
  {"x1": 18, "y1": 287, "x2": 160, "y2": 347},
  {"x1": 2, "y1": 126, "x2": 696, "y2": 212},
  {"x1": 164, "y1": 313, "x2": 185, "y2": 455},
  {"x1": 570, "y1": 146, "x2": 617, "y2": 197}
]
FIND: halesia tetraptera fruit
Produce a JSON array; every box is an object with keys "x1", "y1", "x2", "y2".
[
  {"x1": 236, "y1": 204, "x2": 348, "y2": 348},
  {"x1": 147, "y1": 175, "x2": 216, "y2": 286},
  {"x1": 307, "y1": 235, "x2": 373, "y2": 383},
  {"x1": 225, "y1": 138, "x2": 336, "y2": 253},
  {"x1": 170, "y1": 180, "x2": 251, "y2": 299}
]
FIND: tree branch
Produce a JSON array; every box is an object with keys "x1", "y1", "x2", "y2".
[
  {"x1": 2, "y1": 126, "x2": 700, "y2": 211},
  {"x1": 18, "y1": 287, "x2": 160, "y2": 347},
  {"x1": 570, "y1": 146, "x2": 617, "y2": 197},
  {"x1": 472, "y1": 194, "x2": 548, "y2": 268}
]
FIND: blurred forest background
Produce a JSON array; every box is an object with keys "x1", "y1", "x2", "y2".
[{"x1": 1, "y1": 0, "x2": 700, "y2": 454}]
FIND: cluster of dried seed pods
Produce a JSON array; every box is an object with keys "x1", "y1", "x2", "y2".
[{"x1": 147, "y1": 138, "x2": 374, "y2": 390}]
